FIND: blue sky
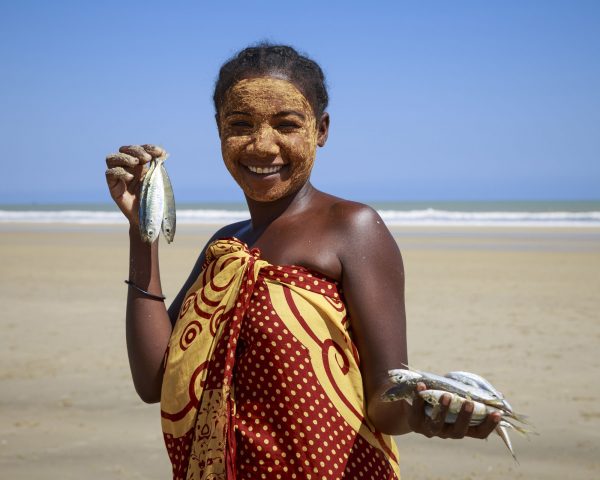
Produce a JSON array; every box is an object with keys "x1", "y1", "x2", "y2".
[{"x1": 0, "y1": 0, "x2": 598, "y2": 203}]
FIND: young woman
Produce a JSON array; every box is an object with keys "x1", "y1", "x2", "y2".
[{"x1": 105, "y1": 44, "x2": 500, "y2": 480}]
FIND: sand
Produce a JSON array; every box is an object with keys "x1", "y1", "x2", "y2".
[{"x1": 0, "y1": 224, "x2": 599, "y2": 479}]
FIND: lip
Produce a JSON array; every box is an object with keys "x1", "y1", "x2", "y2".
[{"x1": 243, "y1": 164, "x2": 288, "y2": 176}]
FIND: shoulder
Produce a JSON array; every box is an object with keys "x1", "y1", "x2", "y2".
[
  {"x1": 210, "y1": 219, "x2": 251, "y2": 241},
  {"x1": 317, "y1": 194, "x2": 388, "y2": 240},
  {"x1": 311, "y1": 192, "x2": 399, "y2": 263}
]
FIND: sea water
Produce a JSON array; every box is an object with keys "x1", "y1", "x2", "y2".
[{"x1": 1, "y1": 201, "x2": 599, "y2": 227}]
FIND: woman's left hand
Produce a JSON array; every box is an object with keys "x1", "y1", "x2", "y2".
[{"x1": 408, "y1": 382, "x2": 502, "y2": 439}]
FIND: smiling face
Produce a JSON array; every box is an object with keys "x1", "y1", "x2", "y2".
[{"x1": 217, "y1": 77, "x2": 326, "y2": 202}]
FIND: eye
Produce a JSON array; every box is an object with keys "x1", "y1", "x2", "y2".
[
  {"x1": 230, "y1": 120, "x2": 252, "y2": 128},
  {"x1": 275, "y1": 121, "x2": 301, "y2": 132}
]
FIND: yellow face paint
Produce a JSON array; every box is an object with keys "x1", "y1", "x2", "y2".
[{"x1": 218, "y1": 77, "x2": 319, "y2": 202}]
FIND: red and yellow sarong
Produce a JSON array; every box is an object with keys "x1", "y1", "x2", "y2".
[{"x1": 161, "y1": 237, "x2": 400, "y2": 479}]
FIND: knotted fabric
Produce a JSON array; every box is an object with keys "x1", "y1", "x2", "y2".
[{"x1": 160, "y1": 238, "x2": 400, "y2": 479}]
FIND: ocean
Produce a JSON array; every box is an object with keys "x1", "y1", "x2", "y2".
[{"x1": 1, "y1": 201, "x2": 599, "y2": 227}]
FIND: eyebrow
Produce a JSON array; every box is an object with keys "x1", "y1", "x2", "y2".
[
  {"x1": 225, "y1": 110, "x2": 251, "y2": 118},
  {"x1": 224, "y1": 110, "x2": 307, "y2": 120},
  {"x1": 274, "y1": 110, "x2": 306, "y2": 120}
]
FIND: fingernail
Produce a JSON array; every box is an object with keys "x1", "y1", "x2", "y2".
[
  {"x1": 464, "y1": 402, "x2": 474, "y2": 413},
  {"x1": 441, "y1": 395, "x2": 450, "y2": 407}
]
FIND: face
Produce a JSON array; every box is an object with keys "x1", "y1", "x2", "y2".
[{"x1": 217, "y1": 77, "x2": 328, "y2": 202}]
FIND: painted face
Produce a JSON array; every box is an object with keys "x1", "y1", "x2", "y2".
[{"x1": 218, "y1": 77, "x2": 319, "y2": 202}]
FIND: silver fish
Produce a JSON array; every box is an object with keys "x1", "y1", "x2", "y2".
[
  {"x1": 419, "y1": 389, "x2": 490, "y2": 421},
  {"x1": 160, "y1": 162, "x2": 176, "y2": 243},
  {"x1": 496, "y1": 421, "x2": 519, "y2": 464},
  {"x1": 423, "y1": 394, "x2": 519, "y2": 462},
  {"x1": 424, "y1": 405, "x2": 485, "y2": 426},
  {"x1": 405, "y1": 366, "x2": 507, "y2": 409},
  {"x1": 381, "y1": 369, "x2": 423, "y2": 402},
  {"x1": 140, "y1": 158, "x2": 165, "y2": 243},
  {"x1": 138, "y1": 159, "x2": 156, "y2": 233},
  {"x1": 445, "y1": 371, "x2": 513, "y2": 413}
]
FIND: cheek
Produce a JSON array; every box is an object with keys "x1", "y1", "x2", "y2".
[
  {"x1": 288, "y1": 133, "x2": 317, "y2": 171},
  {"x1": 221, "y1": 138, "x2": 243, "y2": 165}
]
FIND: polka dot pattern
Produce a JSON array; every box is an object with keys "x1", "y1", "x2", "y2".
[{"x1": 233, "y1": 274, "x2": 397, "y2": 479}]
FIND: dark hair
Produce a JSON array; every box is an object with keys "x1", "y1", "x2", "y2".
[{"x1": 213, "y1": 43, "x2": 329, "y2": 118}]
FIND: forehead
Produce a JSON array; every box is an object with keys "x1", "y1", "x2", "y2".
[{"x1": 222, "y1": 77, "x2": 313, "y2": 115}]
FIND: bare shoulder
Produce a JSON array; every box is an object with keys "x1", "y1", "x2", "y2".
[
  {"x1": 317, "y1": 193, "x2": 387, "y2": 238},
  {"x1": 314, "y1": 193, "x2": 400, "y2": 264},
  {"x1": 212, "y1": 219, "x2": 251, "y2": 240}
]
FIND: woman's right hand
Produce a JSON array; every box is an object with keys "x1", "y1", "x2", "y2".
[{"x1": 105, "y1": 144, "x2": 167, "y2": 226}]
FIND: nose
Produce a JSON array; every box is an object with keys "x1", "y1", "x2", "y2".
[{"x1": 248, "y1": 124, "x2": 279, "y2": 157}]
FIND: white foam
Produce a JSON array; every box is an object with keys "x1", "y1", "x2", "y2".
[{"x1": 1, "y1": 208, "x2": 599, "y2": 227}]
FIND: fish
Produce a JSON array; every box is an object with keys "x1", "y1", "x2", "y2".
[
  {"x1": 138, "y1": 159, "x2": 156, "y2": 234},
  {"x1": 424, "y1": 405, "x2": 485, "y2": 426},
  {"x1": 445, "y1": 370, "x2": 514, "y2": 413},
  {"x1": 138, "y1": 155, "x2": 177, "y2": 244},
  {"x1": 496, "y1": 421, "x2": 519, "y2": 463},
  {"x1": 381, "y1": 369, "x2": 423, "y2": 402},
  {"x1": 419, "y1": 389, "x2": 490, "y2": 421},
  {"x1": 403, "y1": 365, "x2": 508, "y2": 410},
  {"x1": 160, "y1": 162, "x2": 176, "y2": 243},
  {"x1": 140, "y1": 157, "x2": 165, "y2": 243},
  {"x1": 422, "y1": 392, "x2": 519, "y2": 462}
]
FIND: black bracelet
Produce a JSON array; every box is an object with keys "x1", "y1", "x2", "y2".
[{"x1": 125, "y1": 280, "x2": 166, "y2": 301}]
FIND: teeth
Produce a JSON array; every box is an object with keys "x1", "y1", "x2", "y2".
[{"x1": 247, "y1": 165, "x2": 284, "y2": 174}]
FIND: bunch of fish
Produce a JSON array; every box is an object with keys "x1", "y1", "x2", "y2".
[
  {"x1": 139, "y1": 155, "x2": 176, "y2": 243},
  {"x1": 382, "y1": 366, "x2": 535, "y2": 462}
]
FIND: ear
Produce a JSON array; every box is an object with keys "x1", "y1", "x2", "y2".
[{"x1": 316, "y1": 112, "x2": 330, "y2": 147}]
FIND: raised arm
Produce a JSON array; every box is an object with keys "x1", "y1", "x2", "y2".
[{"x1": 105, "y1": 144, "x2": 172, "y2": 403}]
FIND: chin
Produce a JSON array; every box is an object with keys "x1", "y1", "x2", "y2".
[{"x1": 242, "y1": 183, "x2": 301, "y2": 203}]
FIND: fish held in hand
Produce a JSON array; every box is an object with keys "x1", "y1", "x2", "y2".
[
  {"x1": 380, "y1": 369, "x2": 422, "y2": 402},
  {"x1": 445, "y1": 370, "x2": 513, "y2": 413},
  {"x1": 161, "y1": 162, "x2": 176, "y2": 243},
  {"x1": 139, "y1": 155, "x2": 176, "y2": 244}
]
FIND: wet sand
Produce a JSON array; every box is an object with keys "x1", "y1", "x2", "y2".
[{"x1": 0, "y1": 224, "x2": 599, "y2": 479}]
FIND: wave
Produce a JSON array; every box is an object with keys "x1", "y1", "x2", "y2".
[{"x1": 1, "y1": 208, "x2": 600, "y2": 227}]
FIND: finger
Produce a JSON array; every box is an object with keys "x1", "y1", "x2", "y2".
[
  {"x1": 141, "y1": 144, "x2": 167, "y2": 158},
  {"x1": 427, "y1": 393, "x2": 451, "y2": 434},
  {"x1": 106, "y1": 166, "x2": 134, "y2": 183},
  {"x1": 105, "y1": 167, "x2": 132, "y2": 200},
  {"x1": 467, "y1": 411, "x2": 502, "y2": 439},
  {"x1": 449, "y1": 400, "x2": 474, "y2": 438},
  {"x1": 119, "y1": 145, "x2": 153, "y2": 164},
  {"x1": 408, "y1": 384, "x2": 428, "y2": 433},
  {"x1": 106, "y1": 152, "x2": 139, "y2": 169},
  {"x1": 437, "y1": 394, "x2": 452, "y2": 422},
  {"x1": 414, "y1": 389, "x2": 451, "y2": 438}
]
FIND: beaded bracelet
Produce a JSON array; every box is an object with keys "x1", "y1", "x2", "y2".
[{"x1": 124, "y1": 280, "x2": 166, "y2": 301}]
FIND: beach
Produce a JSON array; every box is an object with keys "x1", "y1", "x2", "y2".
[{"x1": 0, "y1": 224, "x2": 599, "y2": 479}]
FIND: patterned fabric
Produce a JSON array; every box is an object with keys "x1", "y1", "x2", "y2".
[{"x1": 161, "y1": 237, "x2": 400, "y2": 479}]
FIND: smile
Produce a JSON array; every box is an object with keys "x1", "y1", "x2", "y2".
[{"x1": 246, "y1": 165, "x2": 286, "y2": 175}]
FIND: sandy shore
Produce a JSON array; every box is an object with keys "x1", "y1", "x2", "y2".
[{"x1": 0, "y1": 224, "x2": 599, "y2": 479}]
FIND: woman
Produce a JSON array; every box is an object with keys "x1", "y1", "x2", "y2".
[{"x1": 105, "y1": 44, "x2": 500, "y2": 480}]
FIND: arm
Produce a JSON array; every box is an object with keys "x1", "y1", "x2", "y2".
[
  {"x1": 105, "y1": 144, "x2": 171, "y2": 403},
  {"x1": 126, "y1": 223, "x2": 242, "y2": 403},
  {"x1": 338, "y1": 204, "x2": 500, "y2": 438},
  {"x1": 336, "y1": 204, "x2": 410, "y2": 434},
  {"x1": 105, "y1": 143, "x2": 240, "y2": 403}
]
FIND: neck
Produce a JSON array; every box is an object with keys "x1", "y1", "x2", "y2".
[{"x1": 245, "y1": 182, "x2": 316, "y2": 230}]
